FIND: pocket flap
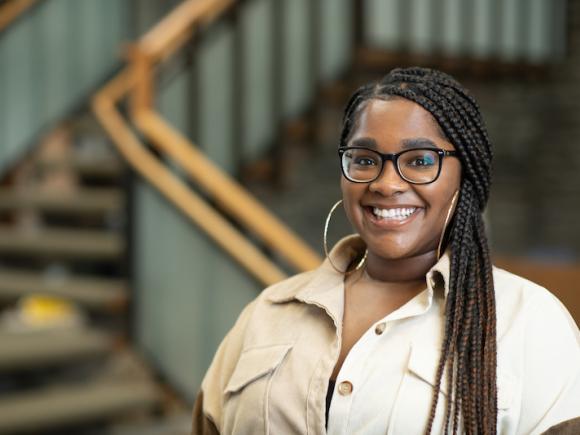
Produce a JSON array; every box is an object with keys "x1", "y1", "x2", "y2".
[
  {"x1": 225, "y1": 344, "x2": 292, "y2": 394},
  {"x1": 408, "y1": 343, "x2": 514, "y2": 409},
  {"x1": 408, "y1": 343, "x2": 450, "y2": 395}
]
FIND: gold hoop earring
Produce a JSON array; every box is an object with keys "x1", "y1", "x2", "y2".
[
  {"x1": 437, "y1": 190, "x2": 459, "y2": 260},
  {"x1": 323, "y1": 199, "x2": 367, "y2": 274}
]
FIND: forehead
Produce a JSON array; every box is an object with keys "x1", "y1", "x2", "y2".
[{"x1": 349, "y1": 98, "x2": 451, "y2": 150}]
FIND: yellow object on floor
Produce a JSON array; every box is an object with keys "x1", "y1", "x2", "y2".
[
  {"x1": 20, "y1": 295, "x2": 76, "y2": 324},
  {"x1": 0, "y1": 295, "x2": 85, "y2": 332}
]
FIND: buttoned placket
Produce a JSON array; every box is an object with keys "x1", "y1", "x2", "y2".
[
  {"x1": 282, "y1": 237, "x2": 449, "y2": 434},
  {"x1": 327, "y1": 277, "x2": 442, "y2": 435}
]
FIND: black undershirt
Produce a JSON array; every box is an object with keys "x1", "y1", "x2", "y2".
[{"x1": 326, "y1": 379, "x2": 336, "y2": 428}]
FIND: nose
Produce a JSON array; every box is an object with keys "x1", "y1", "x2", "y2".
[{"x1": 368, "y1": 160, "x2": 407, "y2": 195}]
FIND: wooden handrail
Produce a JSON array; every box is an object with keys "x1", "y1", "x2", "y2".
[
  {"x1": 138, "y1": 0, "x2": 233, "y2": 62},
  {"x1": 133, "y1": 109, "x2": 322, "y2": 272},
  {"x1": 92, "y1": 79, "x2": 287, "y2": 287},
  {"x1": 132, "y1": 0, "x2": 321, "y2": 271},
  {"x1": 128, "y1": 45, "x2": 155, "y2": 114},
  {"x1": 0, "y1": 0, "x2": 37, "y2": 33},
  {"x1": 93, "y1": 0, "x2": 322, "y2": 286}
]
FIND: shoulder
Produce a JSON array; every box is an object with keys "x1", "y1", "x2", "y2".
[
  {"x1": 211, "y1": 269, "x2": 320, "y2": 352},
  {"x1": 493, "y1": 264, "x2": 557, "y2": 303},
  {"x1": 492, "y1": 266, "x2": 580, "y2": 432},
  {"x1": 259, "y1": 269, "x2": 319, "y2": 302},
  {"x1": 205, "y1": 268, "x2": 322, "y2": 367},
  {"x1": 492, "y1": 264, "x2": 579, "y2": 380},
  {"x1": 228, "y1": 268, "x2": 320, "y2": 322},
  {"x1": 492, "y1": 265, "x2": 579, "y2": 342},
  {"x1": 198, "y1": 269, "x2": 324, "y2": 429}
]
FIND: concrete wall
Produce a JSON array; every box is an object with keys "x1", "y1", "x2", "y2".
[{"x1": 0, "y1": 0, "x2": 129, "y2": 175}]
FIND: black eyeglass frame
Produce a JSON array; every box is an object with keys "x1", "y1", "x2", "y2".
[{"x1": 338, "y1": 146, "x2": 459, "y2": 185}]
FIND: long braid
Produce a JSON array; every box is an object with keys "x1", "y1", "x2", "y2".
[{"x1": 339, "y1": 67, "x2": 496, "y2": 434}]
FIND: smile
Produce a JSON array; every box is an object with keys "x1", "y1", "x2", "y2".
[
  {"x1": 362, "y1": 205, "x2": 422, "y2": 229},
  {"x1": 371, "y1": 207, "x2": 418, "y2": 220}
]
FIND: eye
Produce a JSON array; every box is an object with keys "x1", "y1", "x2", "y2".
[
  {"x1": 345, "y1": 150, "x2": 379, "y2": 167},
  {"x1": 353, "y1": 156, "x2": 377, "y2": 166},
  {"x1": 411, "y1": 156, "x2": 435, "y2": 166},
  {"x1": 403, "y1": 151, "x2": 437, "y2": 168}
]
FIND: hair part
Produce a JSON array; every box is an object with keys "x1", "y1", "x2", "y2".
[
  {"x1": 340, "y1": 67, "x2": 496, "y2": 435},
  {"x1": 341, "y1": 93, "x2": 448, "y2": 145}
]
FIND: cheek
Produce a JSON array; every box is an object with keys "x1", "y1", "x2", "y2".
[
  {"x1": 420, "y1": 168, "x2": 461, "y2": 217},
  {"x1": 446, "y1": 160, "x2": 462, "y2": 190},
  {"x1": 340, "y1": 178, "x2": 362, "y2": 225},
  {"x1": 428, "y1": 162, "x2": 461, "y2": 204}
]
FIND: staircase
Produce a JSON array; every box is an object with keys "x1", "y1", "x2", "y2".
[
  {"x1": 0, "y1": 117, "x2": 163, "y2": 434},
  {"x1": 1, "y1": 2, "x2": 577, "y2": 433}
]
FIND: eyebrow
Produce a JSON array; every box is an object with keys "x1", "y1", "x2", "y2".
[
  {"x1": 349, "y1": 137, "x2": 378, "y2": 149},
  {"x1": 349, "y1": 137, "x2": 439, "y2": 150},
  {"x1": 401, "y1": 138, "x2": 439, "y2": 149}
]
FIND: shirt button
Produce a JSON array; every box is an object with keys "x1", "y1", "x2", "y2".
[
  {"x1": 337, "y1": 381, "x2": 353, "y2": 396},
  {"x1": 375, "y1": 322, "x2": 387, "y2": 335}
]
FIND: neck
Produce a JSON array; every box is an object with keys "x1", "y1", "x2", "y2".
[{"x1": 365, "y1": 249, "x2": 438, "y2": 283}]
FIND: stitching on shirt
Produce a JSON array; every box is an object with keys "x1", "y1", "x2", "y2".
[
  {"x1": 306, "y1": 355, "x2": 328, "y2": 435},
  {"x1": 309, "y1": 312, "x2": 342, "y2": 434},
  {"x1": 264, "y1": 361, "x2": 284, "y2": 435},
  {"x1": 240, "y1": 342, "x2": 295, "y2": 353}
]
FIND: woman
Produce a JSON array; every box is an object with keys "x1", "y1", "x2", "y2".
[{"x1": 192, "y1": 67, "x2": 580, "y2": 434}]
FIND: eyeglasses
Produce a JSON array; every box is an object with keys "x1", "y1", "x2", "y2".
[{"x1": 338, "y1": 146, "x2": 458, "y2": 185}]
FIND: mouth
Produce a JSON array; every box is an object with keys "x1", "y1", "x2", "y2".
[{"x1": 363, "y1": 206, "x2": 422, "y2": 227}]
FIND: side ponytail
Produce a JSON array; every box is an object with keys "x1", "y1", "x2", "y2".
[{"x1": 340, "y1": 67, "x2": 496, "y2": 434}]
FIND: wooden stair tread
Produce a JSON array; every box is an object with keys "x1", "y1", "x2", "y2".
[
  {"x1": 0, "y1": 379, "x2": 158, "y2": 433},
  {"x1": 0, "y1": 329, "x2": 116, "y2": 370},
  {"x1": 0, "y1": 187, "x2": 123, "y2": 214},
  {"x1": 73, "y1": 156, "x2": 124, "y2": 179},
  {"x1": 0, "y1": 268, "x2": 127, "y2": 309},
  {"x1": 0, "y1": 227, "x2": 124, "y2": 259},
  {"x1": 35, "y1": 156, "x2": 124, "y2": 179}
]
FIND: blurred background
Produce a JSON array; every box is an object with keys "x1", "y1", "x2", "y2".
[{"x1": 0, "y1": 0, "x2": 578, "y2": 433}]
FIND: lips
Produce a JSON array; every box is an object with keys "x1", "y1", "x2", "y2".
[
  {"x1": 372, "y1": 206, "x2": 417, "y2": 220},
  {"x1": 363, "y1": 205, "x2": 423, "y2": 228}
]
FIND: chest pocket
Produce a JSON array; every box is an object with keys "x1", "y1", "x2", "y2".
[
  {"x1": 390, "y1": 343, "x2": 515, "y2": 434},
  {"x1": 223, "y1": 343, "x2": 292, "y2": 435}
]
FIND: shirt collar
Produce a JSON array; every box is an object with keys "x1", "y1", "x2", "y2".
[
  {"x1": 267, "y1": 235, "x2": 452, "y2": 321},
  {"x1": 429, "y1": 247, "x2": 451, "y2": 299}
]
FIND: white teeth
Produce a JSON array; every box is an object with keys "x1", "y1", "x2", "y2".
[{"x1": 372, "y1": 207, "x2": 417, "y2": 220}]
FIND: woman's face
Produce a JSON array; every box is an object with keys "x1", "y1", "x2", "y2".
[{"x1": 341, "y1": 98, "x2": 462, "y2": 261}]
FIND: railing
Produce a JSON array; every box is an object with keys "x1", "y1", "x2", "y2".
[
  {"x1": 0, "y1": 0, "x2": 37, "y2": 33},
  {"x1": 93, "y1": 0, "x2": 322, "y2": 287},
  {"x1": 92, "y1": 0, "x2": 568, "y2": 288}
]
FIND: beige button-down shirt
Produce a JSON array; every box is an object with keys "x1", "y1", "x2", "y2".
[{"x1": 194, "y1": 236, "x2": 580, "y2": 434}]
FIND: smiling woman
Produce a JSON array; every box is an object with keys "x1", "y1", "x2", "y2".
[
  {"x1": 340, "y1": 98, "x2": 462, "y2": 267},
  {"x1": 191, "y1": 68, "x2": 580, "y2": 435}
]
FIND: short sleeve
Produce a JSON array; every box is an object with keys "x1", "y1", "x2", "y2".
[{"x1": 518, "y1": 292, "x2": 580, "y2": 434}]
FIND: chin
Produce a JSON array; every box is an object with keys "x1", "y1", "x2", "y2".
[{"x1": 365, "y1": 238, "x2": 414, "y2": 260}]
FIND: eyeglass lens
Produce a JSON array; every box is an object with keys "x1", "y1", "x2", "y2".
[{"x1": 341, "y1": 148, "x2": 441, "y2": 183}]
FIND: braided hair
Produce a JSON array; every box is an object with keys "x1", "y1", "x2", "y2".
[{"x1": 340, "y1": 67, "x2": 496, "y2": 434}]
